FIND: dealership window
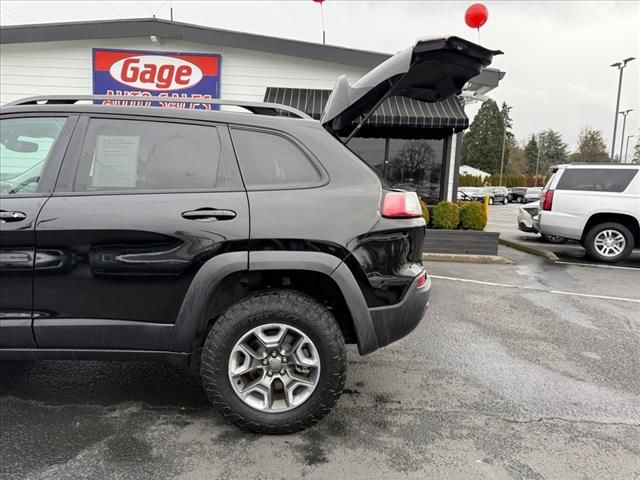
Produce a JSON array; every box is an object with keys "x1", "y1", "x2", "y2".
[
  {"x1": 72, "y1": 119, "x2": 241, "y2": 192},
  {"x1": 347, "y1": 137, "x2": 445, "y2": 204},
  {"x1": 388, "y1": 139, "x2": 444, "y2": 204}
]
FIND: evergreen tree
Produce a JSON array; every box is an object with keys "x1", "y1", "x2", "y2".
[
  {"x1": 524, "y1": 135, "x2": 539, "y2": 174},
  {"x1": 570, "y1": 127, "x2": 610, "y2": 163},
  {"x1": 633, "y1": 136, "x2": 640, "y2": 164},
  {"x1": 500, "y1": 102, "x2": 514, "y2": 130},
  {"x1": 461, "y1": 99, "x2": 505, "y2": 174},
  {"x1": 499, "y1": 102, "x2": 516, "y2": 174},
  {"x1": 538, "y1": 129, "x2": 568, "y2": 172}
]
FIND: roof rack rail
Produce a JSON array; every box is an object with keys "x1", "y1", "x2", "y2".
[
  {"x1": 568, "y1": 162, "x2": 636, "y2": 166},
  {"x1": 4, "y1": 95, "x2": 312, "y2": 120}
]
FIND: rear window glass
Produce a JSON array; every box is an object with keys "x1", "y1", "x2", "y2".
[
  {"x1": 556, "y1": 168, "x2": 638, "y2": 192},
  {"x1": 230, "y1": 128, "x2": 321, "y2": 189}
]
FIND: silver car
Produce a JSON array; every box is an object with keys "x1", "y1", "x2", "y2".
[
  {"x1": 518, "y1": 202, "x2": 539, "y2": 233},
  {"x1": 523, "y1": 187, "x2": 543, "y2": 203},
  {"x1": 518, "y1": 202, "x2": 566, "y2": 243}
]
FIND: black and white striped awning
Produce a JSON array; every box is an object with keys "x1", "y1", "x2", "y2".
[{"x1": 264, "y1": 87, "x2": 468, "y2": 139}]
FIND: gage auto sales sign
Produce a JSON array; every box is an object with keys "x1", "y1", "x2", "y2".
[{"x1": 92, "y1": 49, "x2": 221, "y2": 109}]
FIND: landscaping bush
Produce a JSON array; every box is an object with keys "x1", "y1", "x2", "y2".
[
  {"x1": 459, "y1": 201, "x2": 487, "y2": 231},
  {"x1": 420, "y1": 199, "x2": 430, "y2": 224},
  {"x1": 431, "y1": 201, "x2": 459, "y2": 229}
]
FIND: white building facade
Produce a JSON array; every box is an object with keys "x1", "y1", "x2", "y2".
[
  {"x1": 459, "y1": 165, "x2": 491, "y2": 179},
  {"x1": 0, "y1": 36, "x2": 367, "y2": 106}
]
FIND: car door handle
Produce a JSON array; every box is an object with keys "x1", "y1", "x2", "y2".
[
  {"x1": 181, "y1": 208, "x2": 237, "y2": 221},
  {"x1": 0, "y1": 210, "x2": 27, "y2": 223}
]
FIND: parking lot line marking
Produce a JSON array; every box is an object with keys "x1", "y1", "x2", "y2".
[
  {"x1": 430, "y1": 275, "x2": 640, "y2": 304},
  {"x1": 554, "y1": 261, "x2": 640, "y2": 271},
  {"x1": 549, "y1": 290, "x2": 640, "y2": 304},
  {"x1": 429, "y1": 275, "x2": 518, "y2": 289}
]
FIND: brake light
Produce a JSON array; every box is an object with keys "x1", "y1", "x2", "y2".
[
  {"x1": 416, "y1": 271, "x2": 428, "y2": 287},
  {"x1": 382, "y1": 191, "x2": 422, "y2": 218},
  {"x1": 542, "y1": 189, "x2": 554, "y2": 211}
]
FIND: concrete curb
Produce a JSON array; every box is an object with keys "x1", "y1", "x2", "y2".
[
  {"x1": 499, "y1": 238, "x2": 559, "y2": 262},
  {"x1": 422, "y1": 253, "x2": 514, "y2": 264}
]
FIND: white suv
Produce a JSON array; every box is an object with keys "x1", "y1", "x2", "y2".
[{"x1": 538, "y1": 164, "x2": 640, "y2": 263}]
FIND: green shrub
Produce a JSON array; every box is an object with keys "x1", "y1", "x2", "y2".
[
  {"x1": 420, "y1": 199, "x2": 430, "y2": 224},
  {"x1": 431, "y1": 201, "x2": 459, "y2": 230},
  {"x1": 459, "y1": 201, "x2": 487, "y2": 231}
]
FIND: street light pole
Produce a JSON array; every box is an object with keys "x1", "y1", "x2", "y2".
[
  {"x1": 534, "y1": 133, "x2": 543, "y2": 187},
  {"x1": 618, "y1": 109, "x2": 633, "y2": 162},
  {"x1": 499, "y1": 127, "x2": 507, "y2": 186},
  {"x1": 609, "y1": 57, "x2": 636, "y2": 160},
  {"x1": 624, "y1": 135, "x2": 636, "y2": 164},
  {"x1": 499, "y1": 104, "x2": 510, "y2": 187}
]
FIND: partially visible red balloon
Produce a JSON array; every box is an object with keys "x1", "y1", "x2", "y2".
[
  {"x1": 465, "y1": 3, "x2": 489, "y2": 29},
  {"x1": 312, "y1": 0, "x2": 325, "y2": 3}
]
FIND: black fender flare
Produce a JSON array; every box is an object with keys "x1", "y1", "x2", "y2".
[{"x1": 169, "y1": 251, "x2": 378, "y2": 354}]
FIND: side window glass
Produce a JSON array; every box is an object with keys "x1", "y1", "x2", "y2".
[
  {"x1": 0, "y1": 117, "x2": 66, "y2": 195},
  {"x1": 556, "y1": 168, "x2": 639, "y2": 192},
  {"x1": 72, "y1": 119, "x2": 241, "y2": 192},
  {"x1": 230, "y1": 128, "x2": 321, "y2": 189}
]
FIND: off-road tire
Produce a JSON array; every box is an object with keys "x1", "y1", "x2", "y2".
[
  {"x1": 200, "y1": 289, "x2": 346, "y2": 434},
  {"x1": 584, "y1": 222, "x2": 634, "y2": 263}
]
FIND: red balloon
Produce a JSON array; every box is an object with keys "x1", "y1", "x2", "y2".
[
  {"x1": 312, "y1": 0, "x2": 325, "y2": 3},
  {"x1": 465, "y1": 3, "x2": 488, "y2": 29}
]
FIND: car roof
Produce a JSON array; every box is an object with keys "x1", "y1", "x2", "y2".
[{"x1": 553, "y1": 163, "x2": 639, "y2": 171}]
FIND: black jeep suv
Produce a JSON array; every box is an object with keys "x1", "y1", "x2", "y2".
[{"x1": 0, "y1": 37, "x2": 499, "y2": 433}]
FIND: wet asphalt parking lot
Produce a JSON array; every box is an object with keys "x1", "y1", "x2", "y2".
[{"x1": 1, "y1": 207, "x2": 639, "y2": 479}]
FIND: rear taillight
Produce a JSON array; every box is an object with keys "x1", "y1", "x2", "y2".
[
  {"x1": 542, "y1": 189, "x2": 554, "y2": 211},
  {"x1": 416, "y1": 271, "x2": 428, "y2": 287},
  {"x1": 382, "y1": 191, "x2": 422, "y2": 218}
]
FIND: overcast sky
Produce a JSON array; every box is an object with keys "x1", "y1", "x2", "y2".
[{"x1": 2, "y1": 0, "x2": 639, "y2": 155}]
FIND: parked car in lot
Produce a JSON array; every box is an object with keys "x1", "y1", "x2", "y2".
[
  {"x1": 0, "y1": 36, "x2": 500, "y2": 432},
  {"x1": 457, "y1": 189, "x2": 475, "y2": 201},
  {"x1": 487, "y1": 186, "x2": 509, "y2": 204},
  {"x1": 458, "y1": 186, "x2": 507, "y2": 205},
  {"x1": 508, "y1": 187, "x2": 527, "y2": 203},
  {"x1": 459, "y1": 187, "x2": 484, "y2": 202},
  {"x1": 518, "y1": 202, "x2": 567, "y2": 243},
  {"x1": 508, "y1": 186, "x2": 541, "y2": 203},
  {"x1": 538, "y1": 163, "x2": 640, "y2": 263},
  {"x1": 518, "y1": 202, "x2": 539, "y2": 232},
  {"x1": 524, "y1": 187, "x2": 543, "y2": 203}
]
